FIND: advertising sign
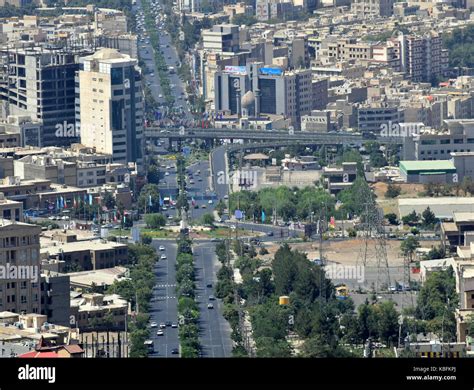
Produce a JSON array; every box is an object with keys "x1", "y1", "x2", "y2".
[
  {"x1": 259, "y1": 67, "x2": 282, "y2": 76},
  {"x1": 224, "y1": 66, "x2": 247, "y2": 75}
]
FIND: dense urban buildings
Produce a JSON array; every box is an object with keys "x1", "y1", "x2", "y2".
[{"x1": 1, "y1": 0, "x2": 474, "y2": 379}]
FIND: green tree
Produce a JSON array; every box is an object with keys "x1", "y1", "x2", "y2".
[
  {"x1": 138, "y1": 184, "x2": 161, "y2": 213},
  {"x1": 400, "y1": 236, "x2": 420, "y2": 262},
  {"x1": 375, "y1": 301, "x2": 399, "y2": 345},
  {"x1": 200, "y1": 213, "x2": 215, "y2": 226},
  {"x1": 385, "y1": 213, "x2": 398, "y2": 225},
  {"x1": 144, "y1": 213, "x2": 166, "y2": 228},
  {"x1": 147, "y1": 164, "x2": 160, "y2": 185},
  {"x1": 385, "y1": 184, "x2": 401, "y2": 199},
  {"x1": 401, "y1": 210, "x2": 419, "y2": 225},
  {"x1": 103, "y1": 191, "x2": 116, "y2": 209},
  {"x1": 255, "y1": 337, "x2": 292, "y2": 357},
  {"x1": 422, "y1": 207, "x2": 437, "y2": 228},
  {"x1": 301, "y1": 335, "x2": 353, "y2": 357}
]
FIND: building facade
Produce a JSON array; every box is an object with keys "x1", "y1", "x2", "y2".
[
  {"x1": 0, "y1": 220, "x2": 41, "y2": 314},
  {"x1": 77, "y1": 49, "x2": 144, "y2": 173}
]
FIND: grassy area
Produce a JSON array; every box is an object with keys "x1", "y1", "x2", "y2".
[
  {"x1": 141, "y1": 228, "x2": 179, "y2": 239},
  {"x1": 108, "y1": 228, "x2": 131, "y2": 237},
  {"x1": 191, "y1": 227, "x2": 256, "y2": 239}
]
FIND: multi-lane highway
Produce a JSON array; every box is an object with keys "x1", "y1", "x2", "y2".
[
  {"x1": 148, "y1": 240, "x2": 180, "y2": 357},
  {"x1": 136, "y1": 0, "x2": 193, "y2": 122},
  {"x1": 193, "y1": 241, "x2": 233, "y2": 357}
]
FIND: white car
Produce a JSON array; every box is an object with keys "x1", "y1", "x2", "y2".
[
  {"x1": 208, "y1": 200, "x2": 213, "y2": 205},
  {"x1": 157, "y1": 330, "x2": 164, "y2": 336},
  {"x1": 161, "y1": 254, "x2": 167, "y2": 260},
  {"x1": 150, "y1": 322, "x2": 158, "y2": 328},
  {"x1": 165, "y1": 172, "x2": 170, "y2": 176},
  {"x1": 159, "y1": 245, "x2": 165, "y2": 251},
  {"x1": 159, "y1": 323, "x2": 166, "y2": 329}
]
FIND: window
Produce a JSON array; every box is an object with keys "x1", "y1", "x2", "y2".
[{"x1": 111, "y1": 68, "x2": 123, "y2": 85}]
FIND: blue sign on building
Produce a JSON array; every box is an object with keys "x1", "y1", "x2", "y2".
[{"x1": 259, "y1": 67, "x2": 282, "y2": 76}]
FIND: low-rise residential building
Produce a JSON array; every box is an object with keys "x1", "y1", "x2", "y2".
[
  {"x1": 41, "y1": 238, "x2": 128, "y2": 271},
  {"x1": 322, "y1": 162, "x2": 358, "y2": 194},
  {"x1": 70, "y1": 292, "x2": 127, "y2": 331}
]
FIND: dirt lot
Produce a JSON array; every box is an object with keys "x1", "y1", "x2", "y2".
[
  {"x1": 373, "y1": 182, "x2": 425, "y2": 216},
  {"x1": 260, "y1": 238, "x2": 440, "y2": 267}
]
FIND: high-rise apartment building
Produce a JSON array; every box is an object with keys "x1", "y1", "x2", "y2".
[
  {"x1": 76, "y1": 49, "x2": 144, "y2": 172},
  {"x1": 0, "y1": 47, "x2": 85, "y2": 147},
  {"x1": 214, "y1": 63, "x2": 313, "y2": 128},
  {"x1": 0, "y1": 220, "x2": 41, "y2": 314}
]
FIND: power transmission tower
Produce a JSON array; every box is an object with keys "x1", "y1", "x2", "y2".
[
  {"x1": 317, "y1": 202, "x2": 328, "y2": 302},
  {"x1": 356, "y1": 197, "x2": 391, "y2": 293}
]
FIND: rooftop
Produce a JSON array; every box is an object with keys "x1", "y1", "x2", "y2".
[
  {"x1": 399, "y1": 197, "x2": 474, "y2": 206},
  {"x1": 41, "y1": 239, "x2": 127, "y2": 256},
  {"x1": 453, "y1": 212, "x2": 474, "y2": 223},
  {"x1": 67, "y1": 266, "x2": 128, "y2": 288},
  {"x1": 399, "y1": 160, "x2": 456, "y2": 172}
]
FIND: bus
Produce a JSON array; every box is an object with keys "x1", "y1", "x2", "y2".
[{"x1": 144, "y1": 340, "x2": 154, "y2": 354}]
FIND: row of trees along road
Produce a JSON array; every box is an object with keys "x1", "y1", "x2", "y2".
[
  {"x1": 175, "y1": 234, "x2": 201, "y2": 357},
  {"x1": 107, "y1": 243, "x2": 158, "y2": 357}
]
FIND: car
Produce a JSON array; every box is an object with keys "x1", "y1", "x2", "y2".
[
  {"x1": 210, "y1": 238, "x2": 219, "y2": 242},
  {"x1": 165, "y1": 172, "x2": 170, "y2": 176},
  {"x1": 209, "y1": 295, "x2": 215, "y2": 301},
  {"x1": 201, "y1": 204, "x2": 207, "y2": 209},
  {"x1": 208, "y1": 200, "x2": 213, "y2": 204},
  {"x1": 167, "y1": 215, "x2": 173, "y2": 220},
  {"x1": 160, "y1": 254, "x2": 167, "y2": 260},
  {"x1": 207, "y1": 303, "x2": 214, "y2": 309},
  {"x1": 159, "y1": 245, "x2": 165, "y2": 251},
  {"x1": 223, "y1": 195, "x2": 229, "y2": 200},
  {"x1": 157, "y1": 330, "x2": 164, "y2": 336},
  {"x1": 197, "y1": 177, "x2": 202, "y2": 181},
  {"x1": 189, "y1": 180, "x2": 195, "y2": 184},
  {"x1": 267, "y1": 231, "x2": 274, "y2": 237},
  {"x1": 171, "y1": 348, "x2": 179, "y2": 355},
  {"x1": 61, "y1": 216, "x2": 69, "y2": 220},
  {"x1": 150, "y1": 321, "x2": 158, "y2": 328},
  {"x1": 206, "y1": 283, "x2": 212, "y2": 288},
  {"x1": 159, "y1": 322, "x2": 166, "y2": 329},
  {"x1": 194, "y1": 204, "x2": 199, "y2": 209},
  {"x1": 171, "y1": 323, "x2": 178, "y2": 328},
  {"x1": 48, "y1": 216, "x2": 56, "y2": 220},
  {"x1": 162, "y1": 206, "x2": 168, "y2": 211},
  {"x1": 165, "y1": 321, "x2": 172, "y2": 327}
]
